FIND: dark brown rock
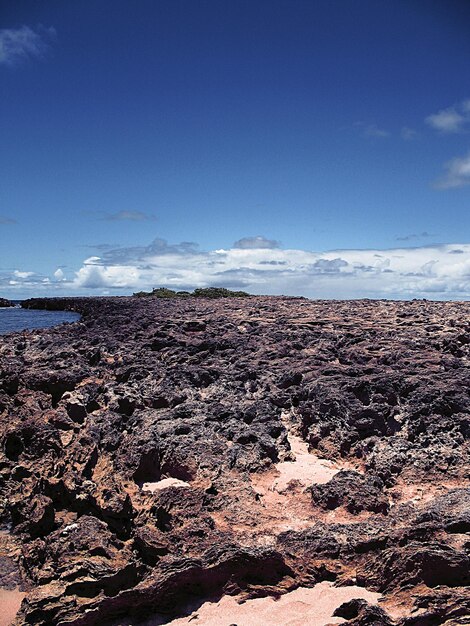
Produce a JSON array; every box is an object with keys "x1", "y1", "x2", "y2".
[{"x1": 310, "y1": 470, "x2": 390, "y2": 514}]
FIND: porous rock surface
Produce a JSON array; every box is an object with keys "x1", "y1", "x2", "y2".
[{"x1": 0, "y1": 296, "x2": 469, "y2": 625}]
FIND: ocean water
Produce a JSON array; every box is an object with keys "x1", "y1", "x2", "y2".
[{"x1": 0, "y1": 306, "x2": 80, "y2": 335}]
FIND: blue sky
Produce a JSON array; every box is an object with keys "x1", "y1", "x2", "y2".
[{"x1": 1, "y1": 0, "x2": 470, "y2": 299}]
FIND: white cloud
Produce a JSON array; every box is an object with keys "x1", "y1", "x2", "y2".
[
  {"x1": 65, "y1": 240, "x2": 470, "y2": 300},
  {"x1": 0, "y1": 25, "x2": 55, "y2": 67},
  {"x1": 2, "y1": 269, "x2": 48, "y2": 290},
  {"x1": 426, "y1": 108, "x2": 465, "y2": 133},
  {"x1": 74, "y1": 257, "x2": 141, "y2": 289},
  {"x1": 425, "y1": 99, "x2": 470, "y2": 134},
  {"x1": 435, "y1": 152, "x2": 470, "y2": 189},
  {"x1": 54, "y1": 268, "x2": 65, "y2": 281}
]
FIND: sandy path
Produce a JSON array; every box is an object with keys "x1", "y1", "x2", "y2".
[
  {"x1": 272, "y1": 431, "x2": 339, "y2": 492},
  {"x1": 159, "y1": 581, "x2": 381, "y2": 626},
  {"x1": 252, "y1": 414, "x2": 344, "y2": 499},
  {"x1": 0, "y1": 588, "x2": 26, "y2": 626}
]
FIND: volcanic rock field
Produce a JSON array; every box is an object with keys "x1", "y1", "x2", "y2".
[{"x1": 0, "y1": 296, "x2": 469, "y2": 625}]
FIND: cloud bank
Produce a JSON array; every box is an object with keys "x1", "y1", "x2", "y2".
[{"x1": 4, "y1": 239, "x2": 470, "y2": 300}]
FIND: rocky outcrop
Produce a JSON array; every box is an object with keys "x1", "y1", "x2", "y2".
[
  {"x1": 0, "y1": 297, "x2": 12, "y2": 307},
  {"x1": 21, "y1": 297, "x2": 93, "y2": 312},
  {"x1": 310, "y1": 470, "x2": 390, "y2": 514},
  {"x1": 0, "y1": 296, "x2": 468, "y2": 624}
]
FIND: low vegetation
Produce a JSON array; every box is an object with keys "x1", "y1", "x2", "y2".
[{"x1": 133, "y1": 286, "x2": 251, "y2": 298}]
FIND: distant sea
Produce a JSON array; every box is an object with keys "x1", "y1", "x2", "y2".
[{"x1": 0, "y1": 304, "x2": 80, "y2": 335}]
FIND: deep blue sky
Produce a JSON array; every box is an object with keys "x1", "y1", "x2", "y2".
[{"x1": 1, "y1": 0, "x2": 470, "y2": 298}]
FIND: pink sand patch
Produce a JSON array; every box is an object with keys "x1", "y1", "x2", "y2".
[
  {"x1": 272, "y1": 433, "x2": 339, "y2": 492},
  {"x1": 142, "y1": 478, "x2": 190, "y2": 492},
  {"x1": 0, "y1": 588, "x2": 26, "y2": 626},
  {"x1": 163, "y1": 581, "x2": 381, "y2": 625}
]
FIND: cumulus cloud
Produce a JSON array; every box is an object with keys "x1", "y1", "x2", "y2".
[
  {"x1": 425, "y1": 99, "x2": 470, "y2": 133},
  {"x1": 0, "y1": 25, "x2": 56, "y2": 67},
  {"x1": 54, "y1": 268, "x2": 65, "y2": 281},
  {"x1": 233, "y1": 236, "x2": 281, "y2": 249},
  {"x1": 74, "y1": 256, "x2": 145, "y2": 289},
  {"x1": 435, "y1": 152, "x2": 470, "y2": 189},
  {"x1": 13, "y1": 270, "x2": 35, "y2": 279}
]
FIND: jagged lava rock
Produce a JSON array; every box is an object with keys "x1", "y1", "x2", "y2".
[{"x1": 0, "y1": 296, "x2": 468, "y2": 625}]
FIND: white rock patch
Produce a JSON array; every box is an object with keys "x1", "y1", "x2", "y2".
[{"x1": 142, "y1": 478, "x2": 190, "y2": 492}]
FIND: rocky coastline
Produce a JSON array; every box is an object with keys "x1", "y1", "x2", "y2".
[
  {"x1": 0, "y1": 298, "x2": 13, "y2": 308},
  {"x1": 0, "y1": 295, "x2": 469, "y2": 625}
]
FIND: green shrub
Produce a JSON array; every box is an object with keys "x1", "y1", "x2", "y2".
[
  {"x1": 133, "y1": 291, "x2": 150, "y2": 298},
  {"x1": 192, "y1": 287, "x2": 250, "y2": 298},
  {"x1": 151, "y1": 287, "x2": 177, "y2": 298},
  {"x1": 133, "y1": 286, "x2": 251, "y2": 298}
]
